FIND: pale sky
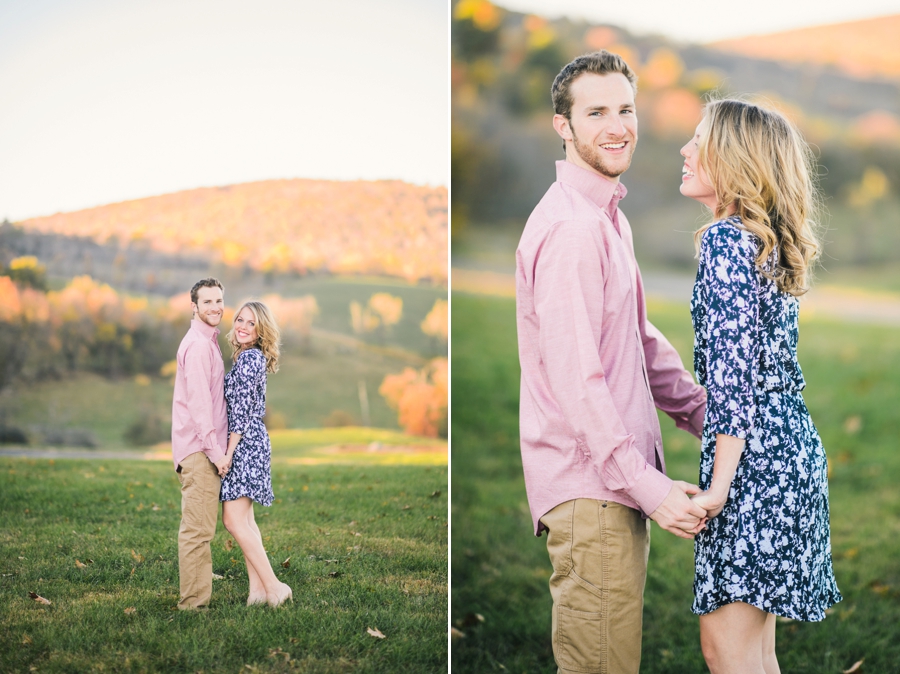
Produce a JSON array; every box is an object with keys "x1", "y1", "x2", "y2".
[
  {"x1": 499, "y1": 0, "x2": 900, "y2": 43},
  {"x1": 0, "y1": 0, "x2": 449, "y2": 221}
]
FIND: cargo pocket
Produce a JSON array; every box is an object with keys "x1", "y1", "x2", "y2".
[{"x1": 556, "y1": 604, "x2": 604, "y2": 673}]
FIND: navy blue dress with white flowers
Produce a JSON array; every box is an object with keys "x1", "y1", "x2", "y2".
[
  {"x1": 220, "y1": 348, "x2": 274, "y2": 507},
  {"x1": 690, "y1": 217, "x2": 840, "y2": 621}
]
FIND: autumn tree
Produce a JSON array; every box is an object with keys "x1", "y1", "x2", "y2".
[{"x1": 379, "y1": 358, "x2": 447, "y2": 438}]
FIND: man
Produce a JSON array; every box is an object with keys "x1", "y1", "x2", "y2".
[
  {"x1": 515, "y1": 51, "x2": 708, "y2": 673},
  {"x1": 172, "y1": 277, "x2": 230, "y2": 610}
]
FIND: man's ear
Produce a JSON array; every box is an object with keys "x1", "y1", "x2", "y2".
[{"x1": 553, "y1": 114, "x2": 574, "y2": 143}]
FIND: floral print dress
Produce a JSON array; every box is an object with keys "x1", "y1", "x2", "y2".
[
  {"x1": 220, "y1": 348, "x2": 274, "y2": 507},
  {"x1": 690, "y1": 217, "x2": 841, "y2": 621}
]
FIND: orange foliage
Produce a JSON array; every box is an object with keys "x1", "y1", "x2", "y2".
[
  {"x1": 420, "y1": 299, "x2": 448, "y2": 341},
  {"x1": 646, "y1": 88, "x2": 703, "y2": 138},
  {"x1": 350, "y1": 293, "x2": 403, "y2": 335},
  {"x1": 0, "y1": 277, "x2": 22, "y2": 320},
  {"x1": 379, "y1": 358, "x2": 448, "y2": 438},
  {"x1": 711, "y1": 15, "x2": 900, "y2": 81},
  {"x1": 850, "y1": 111, "x2": 900, "y2": 146},
  {"x1": 584, "y1": 26, "x2": 619, "y2": 51},
  {"x1": 640, "y1": 48, "x2": 684, "y2": 90},
  {"x1": 259, "y1": 294, "x2": 319, "y2": 337},
  {"x1": 18, "y1": 179, "x2": 448, "y2": 284},
  {"x1": 455, "y1": 0, "x2": 502, "y2": 31}
]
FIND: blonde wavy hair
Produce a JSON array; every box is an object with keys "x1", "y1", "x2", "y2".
[
  {"x1": 227, "y1": 300, "x2": 280, "y2": 373},
  {"x1": 693, "y1": 98, "x2": 822, "y2": 296}
]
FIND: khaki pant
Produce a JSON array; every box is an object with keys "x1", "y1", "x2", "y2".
[
  {"x1": 177, "y1": 451, "x2": 221, "y2": 609},
  {"x1": 541, "y1": 499, "x2": 650, "y2": 674}
]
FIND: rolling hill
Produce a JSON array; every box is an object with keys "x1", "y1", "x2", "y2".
[
  {"x1": 15, "y1": 178, "x2": 448, "y2": 284},
  {"x1": 710, "y1": 14, "x2": 900, "y2": 81}
]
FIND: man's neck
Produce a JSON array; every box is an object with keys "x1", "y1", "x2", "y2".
[{"x1": 564, "y1": 154, "x2": 621, "y2": 185}]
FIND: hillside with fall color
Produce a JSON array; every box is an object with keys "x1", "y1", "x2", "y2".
[
  {"x1": 711, "y1": 14, "x2": 900, "y2": 82},
  {"x1": 16, "y1": 179, "x2": 448, "y2": 284}
]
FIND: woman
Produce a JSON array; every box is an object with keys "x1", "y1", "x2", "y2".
[
  {"x1": 680, "y1": 99, "x2": 840, "y2": 673},
  {"x1": 220, "y1": 300, "x2": 292, "y2": 607}
]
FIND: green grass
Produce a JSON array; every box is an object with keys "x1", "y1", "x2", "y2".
[
  {"x1": 0, "y1": 458, "x2": 447, "y2": 673},
  {"x1": 450, "y1": 292, "x2": 900, "y2": 673}
]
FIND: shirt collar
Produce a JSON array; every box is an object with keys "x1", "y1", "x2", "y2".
[
  {"x1": 555, "y1": 160, "x2": 628, "y2": 216},
  {"x1": 191, "y1": 318, "x2": 220, "y2": 340}
]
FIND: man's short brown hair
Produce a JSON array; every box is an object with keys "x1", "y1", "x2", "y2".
[
  {"x1": 190, "y1": 278, "x2": 224, "y2": 305},
  {"x1": 551, "y1": 50, "x2": 638, "y2": 122}
]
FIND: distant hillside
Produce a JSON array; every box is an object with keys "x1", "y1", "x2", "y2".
[
  {"x1": 17, "y1": 179, "x2": 448, "y2": 284},
  {"x1": 711, "y1": 14, "x2": 900, "y2": 81}
]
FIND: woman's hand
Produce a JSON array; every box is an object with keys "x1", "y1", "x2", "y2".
[{"x1": 691, "y1": 488, "x2": 728, "y2": 519}]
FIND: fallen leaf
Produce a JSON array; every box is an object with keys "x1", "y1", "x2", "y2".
[
  {"x1": 401, "y1": 505, "x2": 411, "y2": 510},
  {"x1": 131, "y1": 550, "x2": 144, "y2": 563},
  {"x1": 212, "y1": 573, "x2": 224, "y2": 580},
  {"x1": 151, "y1": 504, "x2": 161, "y2": 511},
  {"x1": 28, "y1": 592, "x2": 51, "y2": 605},
  {"x1": 366, "y1": 627, "x2": 386, "y2": 639},
  {"x1": 224, "y1": 539, "x2": 234, "y2": 551},
  {"x1": 124, "y1": 607, "x2": 137, "y2": 615},
  {"x1": 75, "y1": 560, "x2": 87, "y2": 569},
  {"x1": 86, "y1": 559, "x2": 94, "y2": 564},
  {"x1": 450, "y1": 627, "x2": 465, "y2": 639},
  {"x1": 328, "y1": 571, "x2": 341, "y2": 578},
  {"x1": 289, "y1": 637, "x2": 300, "y2": 644},
  {"x1": 22, "y1": 634, "x2": 32, "y2": 645},
  {"x1": 268, "y1": 648, "x2": 290, "y2": 662},
  {"x1": 843, "y1": 659, "x2": 864, "y2": 674},
  {"x1": 457, "y1": 612, "x2": 485, "y2": 629},
  {"x1": 281, "y1": 556, "x2": 291, "y2": 569},
  {"x1": 431, "y1": 490, "x2": 441, "y2": 498}
]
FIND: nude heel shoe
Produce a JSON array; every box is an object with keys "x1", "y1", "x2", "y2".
[{"x1": 267, "y1": 582, "x2": 293, "y2": 607}]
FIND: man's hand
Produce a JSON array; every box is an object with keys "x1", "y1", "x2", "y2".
[
  {"x1": 649, "y1": 481, "x2": 707, "y2": 540},
  {"x1": 213, "y1": 453, "x2": 231, "y2": 478}
]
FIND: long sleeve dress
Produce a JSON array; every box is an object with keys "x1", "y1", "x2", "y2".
[
  {"x1": 220, "y1": 348, "x2": 274, "y2": 507},
  {"x1": 690, "y1": 217, "x2": 841, "y2": 621}
]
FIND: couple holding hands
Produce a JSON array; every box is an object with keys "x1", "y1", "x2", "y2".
[
  {"x1": 516, "y1": 52, "x2": 840, "y2": 673},
  {"x1": 171, "y1": 279, "x2": 292, "y2": 610}
]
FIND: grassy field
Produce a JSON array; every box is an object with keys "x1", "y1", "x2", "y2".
[
  {"x1": 2, "y1": 339, "x2": 417, "y2": 448},
  {"x1": 450, "y1": 292, "x2": 900, "y2": 673},
  {"x1": 0, "y1": 457, "x2": 448, "y2": 673}
]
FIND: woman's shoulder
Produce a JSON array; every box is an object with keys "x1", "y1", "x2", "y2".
[
  {"x1": 236, "y1": 348, "x2": 266, "y2": 368},
  {"x1": 702, "y1": 216, "x2": 758, "y2": 259}
]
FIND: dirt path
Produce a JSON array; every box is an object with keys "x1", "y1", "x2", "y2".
[{"x1": 452, "y1": 267, "x2": 900, "y2": 326}]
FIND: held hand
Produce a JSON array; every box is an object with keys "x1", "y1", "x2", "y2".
[
  {"x1": 691, "y1": 489, "x2": 727, "y2": 520},
  {"x1": 213, "y1": 454, "x2": 230, "y2": 478},
  {"x1": 649, "y1": 483, "x2": 708, "y2": 540}
]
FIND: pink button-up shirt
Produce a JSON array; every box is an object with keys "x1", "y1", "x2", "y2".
[
  {"x1": 516, "y1": 161, "x2": 707, "y2": 535},
  {"x1": 171, "y1": 318, "x2": 228, "y2": 469}
]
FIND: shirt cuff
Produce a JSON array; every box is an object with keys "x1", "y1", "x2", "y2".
[
  {"x1": 687, "y1": 403, "x2": 706, "y2": 438},
  {"x1": 625, "y1": 465, "x2": 674, "y2": 517}
]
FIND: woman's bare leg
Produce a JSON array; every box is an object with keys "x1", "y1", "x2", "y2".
[
  {"x1": 699, "y1": 602, "x2": 770, "y2": 674},
  {"x1": 243, "y1": 504, "x2": 266, "y2": 603},
  {"x1": 223, "y1": 497, "x2": 290, "y2": 605},
  {"x1": 761, "y1": 613, "x2": 780, "y2": 674}
]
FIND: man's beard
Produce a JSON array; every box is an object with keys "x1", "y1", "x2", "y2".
[{"x1": 571, "y1": 128, "x2": 634, "y2": 179}]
